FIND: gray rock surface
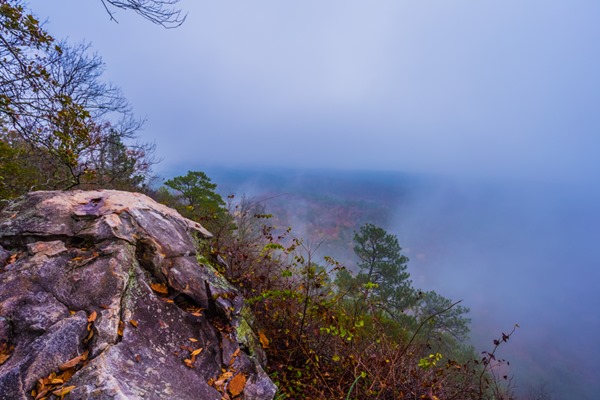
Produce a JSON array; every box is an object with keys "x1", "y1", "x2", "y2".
[{"x1": 0, "y1": 190, "x2": 276, "y2": 400}]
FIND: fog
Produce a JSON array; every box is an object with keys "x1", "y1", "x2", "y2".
[
  {"x1": 203, "y1": 167, "x2": 600, "y2": 398},
  {"x1": 27, "y1": 0, "x2": 600, "y2": 187},
  {"x1": 389, "y1": 176, "x2": 600, "y2": 398}
]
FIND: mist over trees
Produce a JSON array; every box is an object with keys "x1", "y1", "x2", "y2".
[{"x1": 154, "y1": 170, "x2": 520, "y2": 399}]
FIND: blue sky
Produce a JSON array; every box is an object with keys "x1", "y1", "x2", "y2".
[{"x1": 27, "y1": 0, "x2": 600, "y2": 184}]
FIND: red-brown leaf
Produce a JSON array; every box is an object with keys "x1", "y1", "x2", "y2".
[{"x1": 58, "y1": 351, "x2": 87, "y2": 371}]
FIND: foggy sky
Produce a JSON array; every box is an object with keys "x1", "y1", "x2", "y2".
[
  {"x1": 390, "y1": 177, "x2": 600, "y2": 397},
  {"x1": 27, "y1": 0, "x2": 600, "y2": 185}
]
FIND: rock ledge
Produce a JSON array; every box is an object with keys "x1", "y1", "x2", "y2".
[{"x1": 0, "y1": 190, "x2": 276, "y2": 400}]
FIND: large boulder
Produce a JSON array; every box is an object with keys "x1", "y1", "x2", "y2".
[{"x1": 0, "y1": 191, "x2": 276, "y2": 400}]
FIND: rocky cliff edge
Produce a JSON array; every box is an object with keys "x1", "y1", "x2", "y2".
[{"x1": 0, "y1": 190, "x2": 276, "y2": 400}]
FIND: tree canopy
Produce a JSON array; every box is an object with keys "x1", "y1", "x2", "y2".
[
  {"x1": 160, "y1": 170, "x2": 229, "y2": 233},
  {"x1": 0, "y1": 1, "x2": 154, "y2": 200},
  {"x1": 346, "y1": 223, "x2": 415, "y2": 315}
]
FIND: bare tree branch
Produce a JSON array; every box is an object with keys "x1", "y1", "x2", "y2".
[{"x1": 99, "y1": 0, "x2": 186, "y2": 28}]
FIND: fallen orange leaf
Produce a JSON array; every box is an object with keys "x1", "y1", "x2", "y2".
[
  {"x1": 228, "y1": 373, "x2": 246, "y2": 397},
  {"x1": 84, "y1": 328, "x2": 94, "y2": 342},
  {"x1": 215, "y1": 371, "x2": 233, "y2": 387},
  {"x1": 58, "y1": 351, "x2": 88, "y2": 371},
  {"x1": 258, "y1": 331, "x2": 269, "y2": 349},
  {"x1": 51, "y1": 385, "x2": 76, "y2": 396},
  {"x1": 87, "y1": 311, "x2": 97, "y2": 322},
  {"x1": 129, "y1": 319, "x2": 138, "y2": 327},
  {"x1": 191, "y1": 348, "x2": 203, "y2": 357},
  {"x1": 0, "y1": 353, "x2": 10, "y2": 365},
  {"x1": 0, "y1": 343, "x2": 13, "y2": 365},
  {"x1": 229, "y1": 348, "x2": 240, "y2": 366},
  {"x1": 150, "y1": 283, "x2": 169, "y2": 295},
  {"x1": 34, "y1": 389, "x2": 50, "y2": 400},
  {"x1": 59, "y1": 369, "x2": 75, "y2": 382},
  {"x1": 188, "y1": 338, "x2": 198, "y2": 342}
]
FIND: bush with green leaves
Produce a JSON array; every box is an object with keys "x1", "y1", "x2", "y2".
[{"x1": 198, "y1": 208, "x2": 518, "y2": 399}]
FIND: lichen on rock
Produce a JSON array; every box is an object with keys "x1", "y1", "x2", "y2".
[{"x1": 0, "y1": 190, "x2": 276, "y2": 400}]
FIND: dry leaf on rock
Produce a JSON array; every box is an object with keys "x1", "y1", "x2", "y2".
[
  {"x1": 51, "y1": 385, "x2": 76, "y2": 396},
  {"x1": 0, "y1": 343, "x2": 13, "y2": 365},
  {"x1": 150, "y1": 283, "x2": 169, "y2": 295},
  {"x1": 228, "y1": 373, "x2": 246, "y2": 397},
  {"x1": 84, "y1": 328, "x2": 94, "y2": 343},
  {"x1": 229, "y1": 348, "x2": 240, "y2": 366},
  {"x1": 87, "y1": 311, "x2": 97, "y2": 322},
  {"x1": 191, "y1": 348, "x2": 203, "y2": 357},
  {"x1": 215, "y1": 371, "x2": 233, "y2": 387},
  {"x1": 59, "y1": 351, "x2": 88, "y2": 371}
]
